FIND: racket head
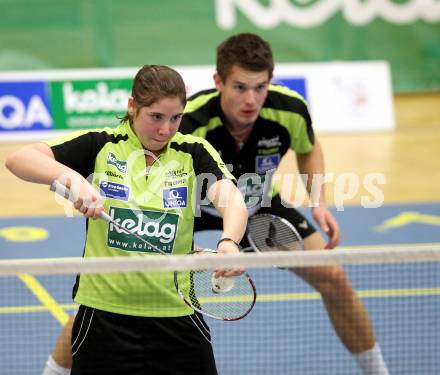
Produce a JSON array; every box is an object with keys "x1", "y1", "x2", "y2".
[
  {"x1": 174, "y1": 250, "x2": 257, "y2": 321},
  {"x1": 247, "y1": 214, "x2": 304, "y2": 252}
]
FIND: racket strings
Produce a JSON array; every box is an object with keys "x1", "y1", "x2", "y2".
[
  {"x1": 176, "y1": 269, "x2": 256, "y2": 321},
  {"x1": 248, "y1": 215, "x2": 303, "y2": 252},
  {"x1": 188, "y1": 271, "x2": 202, "y2": 309}
]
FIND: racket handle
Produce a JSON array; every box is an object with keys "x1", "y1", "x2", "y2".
[
  {"x1": 50, "y1": 180, "x2": 110, "y2": 222},
  {"x1": 50, "y1": 180, "x2": 75, "y2": 203},
  {"x1": 99, "y1": 211, "x2": 113, "y2": 223}
]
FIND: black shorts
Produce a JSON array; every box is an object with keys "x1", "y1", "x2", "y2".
[
  {"x1": 195, "y1": 195, "x2": 316, "y2": 248},
  {"x1": 71, "y1": 305, "x2": 217, "y2": 375}
]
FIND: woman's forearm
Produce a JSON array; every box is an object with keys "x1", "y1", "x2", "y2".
[
  {"x1": 5, "y1": 143, "x2": 81, "y2": 185},
  {"x1": 208, "y1": 179, "x2": 248, "y2": 242}
]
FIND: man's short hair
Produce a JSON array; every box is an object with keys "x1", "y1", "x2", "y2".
[{"x1": 216, "y1": 33, "x2": 274, "y2": 82}]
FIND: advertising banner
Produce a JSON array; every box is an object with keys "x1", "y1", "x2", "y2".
[
  {"x1": 0, "y1": 61, "x2": 394, "y2": 141},
  {"x1": 50, "y1": 79, "x2": 132, "y2": 130},
  {"x1": 0, "y1": 81, "x2": 52, "y2": 132}
]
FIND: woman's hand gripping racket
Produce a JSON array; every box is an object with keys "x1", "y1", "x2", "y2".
[
  {"x1": 174, "y1": 249, "x2": 256, "y2": 321},
  {"x1": 244, "y1": 214, "x2": 304, "y2": 253},
  {"x1": 50, "y1": 180, "x2": 257, "y2": 321}
]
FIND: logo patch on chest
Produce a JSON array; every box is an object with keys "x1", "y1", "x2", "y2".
[
  {"x1": 107, "y1": 152, "x2": 128, "y2": 174},
  {"x1": 107, "y1": 207, "x2": 178, "y2": 253},
  {"x1": 255, "y1": 154, "x2": 280, "y2": 173},
  {"x1": 100, "y1": 181, "x2": 130, "y2": 201},
  {"x1": 162, "y1": 187, "x2": 188, "y2": 208}
]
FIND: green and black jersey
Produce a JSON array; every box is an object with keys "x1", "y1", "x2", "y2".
[
  {"x1": 45, "y1": 121, "x2": 233, "y2": 317},
  {"x1": 180, "y1": 84, "x2": 314, "y2": 212}
]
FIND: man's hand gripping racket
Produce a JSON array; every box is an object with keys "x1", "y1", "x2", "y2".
[{"x1": 50, "y1": 180, "x2": 257, "y2": 321}]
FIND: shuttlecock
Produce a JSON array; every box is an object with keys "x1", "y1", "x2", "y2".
[{"x1": 211, "y1": 273, "x2": 234, "y2": 293}]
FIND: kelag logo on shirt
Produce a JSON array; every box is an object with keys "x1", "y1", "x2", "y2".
[
  {"x1": 255, "y1": 154, "x2": 280, "y2": 173},
  {"x1": 107, "y1": 152, "x2": 127, "y2": 174},
  {"x1": 107, "y1": 207, "x2": 178, "y2": 253},
  {"x1": 100, "y1": 181, "x2": 129, "y2": 201},
  {"x1": 162, "y1": 187, "x2": 188, "y2": 208}
]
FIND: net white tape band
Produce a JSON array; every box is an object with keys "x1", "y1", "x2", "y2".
[{"x1": 1, "y1": 247, "x2": 440, "y2": 276}]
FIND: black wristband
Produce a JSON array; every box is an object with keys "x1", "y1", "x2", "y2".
[{"x1": 217, "y1": 238, "x2": 241, "y2": 249}]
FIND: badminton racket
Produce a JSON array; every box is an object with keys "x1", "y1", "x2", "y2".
[{"x1": 245, "y1": 213, "x2": 304, "y2": 253}]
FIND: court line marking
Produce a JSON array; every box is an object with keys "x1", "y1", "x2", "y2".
[
  {"x1": 0, "y1": 303, "x2": 78, "y2": 314},
  {"x1": 17, "y1": 274, "x2": 69, "y2": 325},
  {"x1": 1, "y1": 287, "x2": 438, "y2": 312}
]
